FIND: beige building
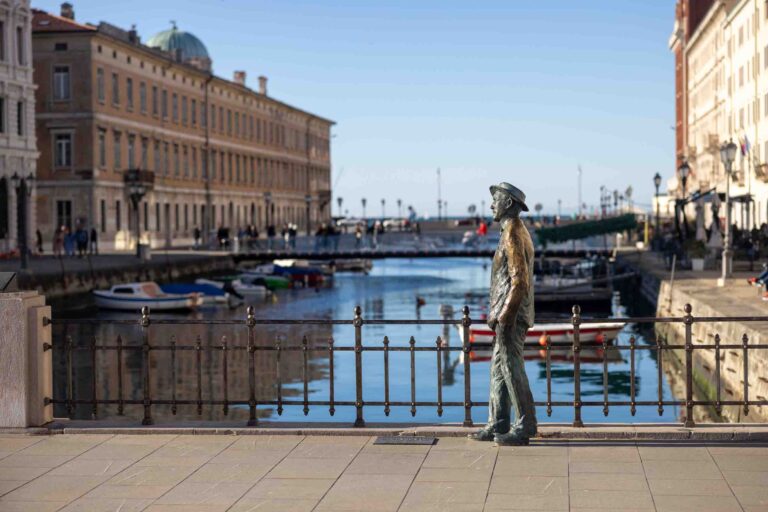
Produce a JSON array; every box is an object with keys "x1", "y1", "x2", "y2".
[
  {"x1": 32, "y1": 3, "x2": 333, "y2": 250},
  {"x1": 680, "y1": 0, "x2": 768, "y2": 229},
  {"x1": 0, "y1": 0, "x2": 38, "y2": 253}
]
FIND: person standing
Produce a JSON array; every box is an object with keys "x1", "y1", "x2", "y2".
[
  {"x1": 193, "y1": 226, "x2": 201, "y2": 249},
  {"x1": 469, "y1": 182, "x2": 537, "y2": 445},
  {"x1": 53, "y1": 227, "x2": 64, "y2": 257},
  {"x1": 35, "y1": 229, "x2": 43, "y2": 255},
  {"x1": 90, "y1": 227, "x2": 98, "y2": 255},
  {"x1": 267, "y1": 224, "x2": 276, "y2": 251}
]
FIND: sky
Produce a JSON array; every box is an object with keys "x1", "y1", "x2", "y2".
[{"x1": 34, "y1": 0, "x2": 676, "y2": 218}]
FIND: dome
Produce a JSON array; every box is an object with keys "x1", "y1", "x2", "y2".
[{"x1": 146, "y1": 24, "x2": 211, "y2": 70}]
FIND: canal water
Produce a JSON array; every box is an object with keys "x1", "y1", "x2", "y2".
[{"x1": 53, "y1": 257, "x2": 682, "y2": 425}]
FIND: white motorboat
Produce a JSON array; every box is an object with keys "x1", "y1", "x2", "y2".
[
  {"x1": 93, "y1": 282, "x2": 201, "y2": 311},
  {"x1": 195, "y1": 277, "x2": 269, "y2": 297}
]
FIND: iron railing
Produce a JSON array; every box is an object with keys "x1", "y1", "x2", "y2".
[{"x1": 44, "y1": 304, "x2": 768, "y2": 427}]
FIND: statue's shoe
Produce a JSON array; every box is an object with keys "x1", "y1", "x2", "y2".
[
  {"x1": 467, "y1": 427, "x2": 497, "y2": 442},
  {"x1": 494, "y1": 431, "x2": 531, "y2": 446}
]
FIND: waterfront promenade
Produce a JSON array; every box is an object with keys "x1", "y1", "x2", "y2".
[{"x1": 1, "y1": 432, "x2": 767, "y2": 511}]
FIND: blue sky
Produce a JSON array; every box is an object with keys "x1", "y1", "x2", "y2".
[{"x1": 35, "y1": 1, "x2": 675, "y2": 217}]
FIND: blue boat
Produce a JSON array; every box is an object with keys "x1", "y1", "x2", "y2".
[{"x1": 161, "y1": 283, "x2": 228, "y2": 304}]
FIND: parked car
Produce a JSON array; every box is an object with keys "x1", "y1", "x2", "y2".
[
  {"x1": 383, "y1": 218, "x2": 409, "y2": 231},
  {"x1": 336, "y1": 218, "x2": 364, "y2": 228}
]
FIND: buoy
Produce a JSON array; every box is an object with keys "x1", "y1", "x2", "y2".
[
  {"x1": 595, "y1": 332, "x2": 606, "y2": 344},
  {"x1": 539, "y1": 334, "x2": 549, "y2": 347}
]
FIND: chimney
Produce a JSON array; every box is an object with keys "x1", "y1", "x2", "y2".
[
  {"x1": 233, "y1": 70, "x2": 246, "y2": 86},
  {"x1": 258, "y1": 75, "x2": 268, "y2": 96},
  {"x1": 60, "y1": 2, "x2": 74, "y2": 19}
]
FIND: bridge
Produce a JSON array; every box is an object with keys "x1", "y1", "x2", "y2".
[{"x1": 232, "y1": 247, "x2": 613, "y2": 262}]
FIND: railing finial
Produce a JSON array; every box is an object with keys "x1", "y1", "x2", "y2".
[
  {"x1": 140, "y1": 306, "x2": 150, "y2": 326},
  {"x1": 246, "y1": 305, "x2": 255, "y2": 327}
]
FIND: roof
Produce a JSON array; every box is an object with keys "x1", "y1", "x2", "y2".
[
  {"x1": 145, "y1": 25, "x2": 210, "y2": 61},
  {"x1": 31, "y1": 9, "x2": 96, "y2": 33}
]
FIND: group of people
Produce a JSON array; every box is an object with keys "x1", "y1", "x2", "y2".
[{"x1": 52, "y1": 226, "x2": 98, "y2": 258}]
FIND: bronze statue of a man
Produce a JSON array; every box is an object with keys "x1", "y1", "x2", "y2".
[{"x1": 469, "y1": 182, "x2": 537, "y2": 445}]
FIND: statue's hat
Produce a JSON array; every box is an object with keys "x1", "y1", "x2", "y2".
[{"x1": 489, "y1": 182, "x2": 529, "y2": 212}]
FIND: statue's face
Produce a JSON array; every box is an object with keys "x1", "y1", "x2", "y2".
[{"x1": 490, "y1": 190, "x2": 513, "y2": 222}]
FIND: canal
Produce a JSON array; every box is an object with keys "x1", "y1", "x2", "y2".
[{"x1": 52, "y1": 257, "x2": 683, "y2": 425}]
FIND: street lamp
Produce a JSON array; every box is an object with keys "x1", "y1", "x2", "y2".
[
  {"x1": 361, "y1": 198, "x2": 367, "y2": 219},
  {"x1": 10, "y1": 172, "x2": 34, "y2": 270},
  {"x1": 677, "y1": 159, "x2": 691, "y2": 241},
  {"x1": 336, "y1": 196, "x2": 343, "y2": 218},
  {"x1": 397, "y1": 198, "x2": 402, "y2": 218},
  {"x1": 719, "y1": 139, "x2": 738, "y2": 284},
  {"x1": 653, "y1": 172, "x2": 662, "y2": 246},
  {"x1": 381, "y1": 198, "x2": 386, "y2": 218},
  {"x1": 125, "y1": 170, "x2": 148, "y2": 259}
]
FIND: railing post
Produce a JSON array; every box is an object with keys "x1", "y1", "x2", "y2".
[
  {"x1": 572, "y1": 305, "x2": 583, "y2": 427},
  {"x1": 461, "y1": 305, "x2": 473, "y2": 427},
  {"x1": 742, "y1": 333, "x2": 749, "y2": 417},
  {"x1": 353, "y1": 305, "x2": 365, "y2": 427},
  {"x1": 246, "y1": 306, "x2": 258, "y2": 426},
  {"x1": 683, "y1": 303, "x2": 695, "y2": 428},
  {"x1": 140, "y1": 306, "x2": 153, "y2": 426}
]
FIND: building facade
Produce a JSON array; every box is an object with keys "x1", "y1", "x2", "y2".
[
  {"x1": 32, "y1": 4, "x2": 333, "y2": 250},
  {"x1": 0, "y1": 0, "x2": 38, "y2": 253},
  {"x1": 673, "y1": 0, "x2": 768, "y2": 230}
]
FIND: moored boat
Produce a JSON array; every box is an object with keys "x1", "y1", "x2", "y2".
[
  {"x1": 93, "y1": 282, "x2": 201, "y2": 311},
  {"x1": 458, "y1": 321, "x2": 625, "y2": 348},
  {"x1": 160, "y1": 283, "x2": 229, "y2": 304},
  {"x1": 195, "y1": 277, "x2": 269, "y2": 297}
]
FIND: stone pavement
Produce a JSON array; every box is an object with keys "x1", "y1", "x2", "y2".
[{"x1": 0, "y1": 434, "x2": 767, "y2": 511}]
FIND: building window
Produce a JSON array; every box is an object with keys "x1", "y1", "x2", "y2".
[
  {"x1": 144, "y1": 202, "x2": 149, "y2": 231},
  {"x1": 191, "y1": 147, "x2": 197, "y2": 178},
  {"x1": 155, "y1": 203, "x2": 161, "y2": 231},
  {"x1": 0, "y1": 21, "x2": 4, "y2": 61},
  {"x1": 210, "y1": 104, "x2": 216, "y2": 130},
  {"x1": 126, "y1": 77, "x2": 134, "y2": 110},
  {"x1": 16, "y1": 101, "x2": 23, "y2": 136},
  {"x1": 183, "y1": 145, "x2": 188, "y2": 177},
  {"x1": 161, "y1": 89, "x2": 168, "y2": 118},
  {"x1": 152, "y1": 85, "x2": 158, "y2": 115},
  {"x1": 235, "y1": 112, "x2": 240, "y2": 137},
  {"x1": 54, "y1": 133, "x2": 72, "y2": 167},
  {"x1": 113, "y1": 132, "x2": 122, "y2": 170},
  {"x1": 100, "y1": 200, "x2": 106, "y2": 233},
  {"x1": 53, "y1": 65, "x2": 71, "y2": 100},
  {"x1": 163, "y1": 142, "x2": 169, "y2": 175},
  {"x1": 54, "y1": 42, "x2": 67, "y2": 51},
  {"x1": 184, "y1": 204, "x2": 188, "y2": 231},
  {"x1": 141, "y1": 137, "x2": 148, "y2": 168},
  {"x1": 111, "y1": 73, "x2": 120, "y2": 105},
  {"x1": 153, "y1": 140, "x2": 160, "y2": 171},
  {"x1": 0, "y1": 98, "x2": 4, "y2": 134},
  {"x1": 139, "y1": 82, "x2": 147, "y2": 113},
  {"x1": 201, "y1": 101, "x2": 207, "y2": 127},
  {"x1": 16, "y1": 26, "x2": 24, "y2": 65},
  {"x1": 98, "y1": 129, "x2": 107, "y2": 167},
  {"x1": 57, "y1": 200, "x2": 72, "y2": 232},
  {"x1": 116, "y1": 200, "x2": 122, "y2": 231},
  {"x1": 227, "y1": 109, "x2": 232, "y2": 135},
  {"x1": 181, "y1": 96, "x2": 188, "y2": 125},
  {"x1": 174, "y1": 204, "x2": 179, "y2": 230},
  {"x1": 191, "y1": 99, "x2": 197, "y2": 126},
  {"x1": 174, "y1": 144, "x2": 180, "y2": 175},
  {"x1": 219, "y1": 106, "x2": 224, "y2": 132},
  {"x1": 210, "y1": 151, "x2": 216, "y2": 180},
  {"x1": 97, "y1": 68, "x2": 105, "y2": 102},
  {"x1": 127, "y1": 134, "x2": 135, "y2": 169},
  {"x1": 172, "y1": 93, "x2": 178, "y2": 122}
]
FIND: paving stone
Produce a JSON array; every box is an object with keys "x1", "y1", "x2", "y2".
[
  {"x1": 143, "y1": 505, "x2": 228, "y2": 511},
  {"x1": 494, "y1": 455, "x2": 568, "y2": 477},
  {"x1": 0, "y1": 481, "x2": 27, "y2": 496},
  {"x1": 569, "y1": 445, "x2": 640, "y2": 462},
  {"x1": 488, "y1": 475, "x2": 568, "y2": 495},
  {"x1": 422, "y1": 449, "x2": 496, "y2": 470},
  {"x1": 495, "y1": 444, "x2": 569, "y2": 458},
  {"x1": 569, "y1": 472, "x2": 649, "y2": 492},
  {"x1": 240, "y1": 477, "x2": 335, "y2": 501},
  {"x1": 207, "y1": 448, "x2": 287, "y2": 465},
  {"x1": 710, "y1": 454, "x2": 768, "y2": 471},
  {"x1": 266, "y1": 456, "x2": 351, "y2": 479},
  {"x1": 314, "y1": 473, "x2": 413, "y2": 511},
  {"x1": 48, "y1": 458, "x2": 134, "y2": 477},
  {"x1": 287, "y1": 436, "x2": 367, "y2": 459},
  {"x1": 345, "y1": 452, "x2": 425, "y2": 475},
  {"x1": 361, "y1": 437, "x2": 432, "y2": 455},
  {"x1": 0, "y1": 466, "x2": 50, "y2": 480},
  {"x1": 59, "y1": 497, "x2": 154, "y2": 511},
  {"x1": 416, "y1": 466, "x2": 493, "y2": 483},
  {"x1": 484, "y1": 492, "x2": 569, "y2": 510},
  {"x1": 185, "y1": 462, "x2": 273, "y2": 483},
  {"x1": 730, "y1": 485, "x2": 768, "y2": 507},
  {"x1": 0, "y1": 454, "x2": 75, "y2": 468},
  {"x1": 399, "y1": 481, "x2": 488, "y2": 507},
  {"x1": 642, "y1": 459, "x2": 724, "y2": 480},
  {"x1": 721, "y1": 469, "x2": 768, "y2": 486},
  {"x1": 78, "y1": 444, "x2": 161, "y2": 462},
  {"x1": 568, "y1": 489, "x2": 655, "y2": 510},
  {"x1": 0, "y1": 437, "x2": 47, "y2": 453},
  {"x1": 1, "y1": 475, "x2": 109, "y2": 502},
  {"x1": 106, "y1": 465, "x2": 197, "y2": 487},
  {"x1": 0, "y1": 501, "x2": 68, "y2": 511},
  {"x1": 399, "y1": 503, "x2": 484, "y2": 512},
  {"x1": 652, "y1": 494, "x2": 743, "y2": 512},
  {"x1": 430, "y1": 438, "x2": 498, "y2": 451},
  {"x1": 227, "y1": 435, "x2": 304, "y2": 452},
  {"x1": 229, "y1": 499, "x2": 319, "y2": 512},
  {"x1": 17, "y1": 436, "x2": 112, "y2": 456},
  {"x1": 647, "y1": 477, "x2": 732, "y2": 496},
  {"x1": 568, "y1": 460, "x2": 644, "y2": 475},
  {"x1": 85, "y1": 484, "x2": 173, "y2": 500},
  {"x1": 154, "y1": 481, "x2": 253, "y2": 506},
  {"x1": 638, "y1": 445, "x2": 713, "y2": 461}
]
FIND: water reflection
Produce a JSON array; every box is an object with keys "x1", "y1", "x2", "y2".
[{"x1": 53, "y1": 258, "x2": 682, "y2": 424}]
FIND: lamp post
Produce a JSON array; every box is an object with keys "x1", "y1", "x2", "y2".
[
  {"x1": 397, "y1": 198, "x2": 402, "y2": 218},
  {"x1": 381, "y1": 198, "x2": 386, "y2": 218},
  {"x1": 336, "y1": 196, "x2": 343, "y2": 218},
  {"x1": 10, "y1": 172, "x2": 34, "y2": 270},
  {"x1": 125, "y1": 170, "x2": 147, "y2": 259},
  {"x1": 653, "y1": 172, "x2": 662, "y2": 246},
  {"x1": 719, "y1": 139, "x2": 738, "y2": 284},
  {"x1": 305, "y1": 194, "x2": 312, "y2": 236},
  {"x1": 361, "y1": 197, "x2": 367, "y2": 219}
]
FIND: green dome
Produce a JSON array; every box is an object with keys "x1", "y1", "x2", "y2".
[{"x1": 146, "y1": 25, "x2": 210, "y2": 62}]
